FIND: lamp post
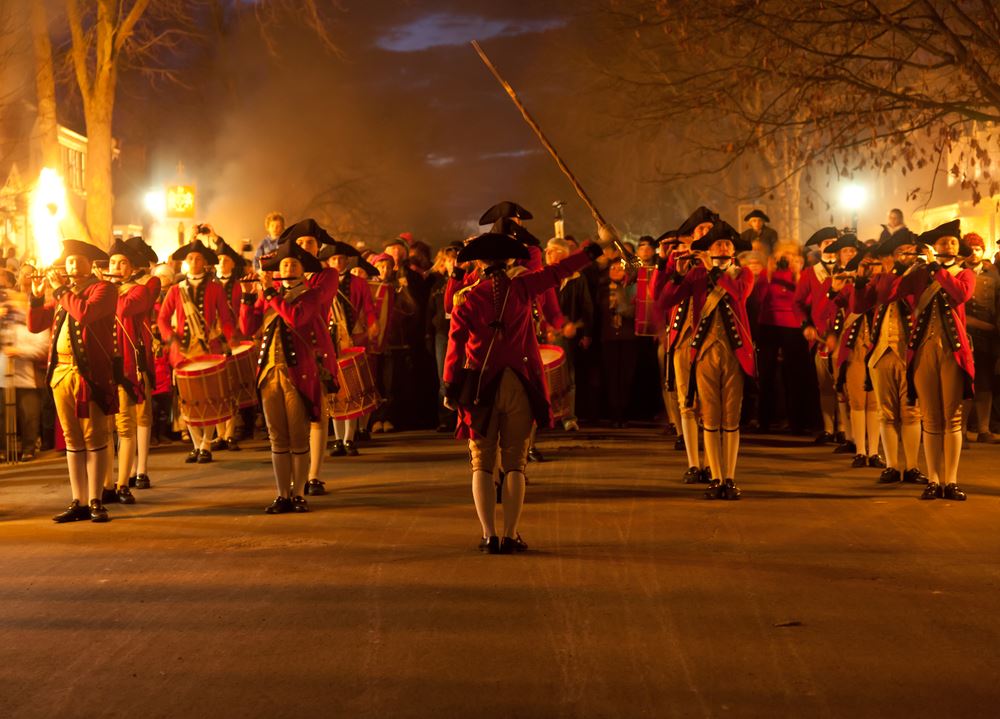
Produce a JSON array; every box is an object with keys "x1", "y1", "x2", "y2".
[{"x1": 839, "y1": 183, "x2": 868, "y2": 235}]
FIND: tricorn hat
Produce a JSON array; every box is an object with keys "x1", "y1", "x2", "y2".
[
  {"x1": 125, "y1": 236, "x2": 158, "y2": 265},
  {"x1": 492, "y1": 217, "x2": 541, "y2": 247},
  {"x1": 677, "y1": 206, "x2": 720, "y2": 237},
  {"x1": 743, "y1": 209, "x2": 770, "y2": 223},
  {"x1": 804, "y1": 227, "x2": 840, "y2": 248},
  {"x1": 278, "y1": 218, "x2": 336, "y2": 247},
  {"x1": 479, "y1": 201, "x2": 533, "y2": 226},
  {"x1": 171, "y1": 239, "x2": 218, "y2": 265},
  {"x1": 260, "y1": 238, "x2": 323, "y2": 273},
  {"x1": 316, "y1": 239, "x2": 363, "y2": 260},
  {"x1": 655, "y1": 228, "x2": 682, "y2": 246},
  {"x1": 917, "y1": 220, "x2": 970, "y2": 255},
  {"x1": 57, "y1": 239, "x2": 108, "y2": 264},
  {"x1": 214, "y1": 241, "x2": 246, "y2": 274},
  {"x1": 873, "y1": 228, "x2": 922, "y2": 257},
  {"x1": 827, "y1": 234, "x2": 862, "y2": 254},
  {"x1": 690, "y1": 221, "x2": 752, "y2": 252},
  {"x1": 844, "y1": 246, "x2": 872, "y2": 273},
  {"x1": 107, "y1": 237, "x2": 147, "y2": 267},
  {"x1": 457, "y1": 233, "x2": 531, "y2": 263}
]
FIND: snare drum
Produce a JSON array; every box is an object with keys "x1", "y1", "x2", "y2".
[
  {"x1": 175, "y1": 354, "x2": 234, "y2": 427},
  {"x1": 327, "y1": 347, "x2": 381, "y2": 420},
  {"x1": 226, "y1": 341, "x2": 258, "y2": 410},
  {"x1": 539, "y1": 344, "x2": 571, "y2": 420}
]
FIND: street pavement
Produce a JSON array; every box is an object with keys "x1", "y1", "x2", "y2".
[{"x1": 1, "y1": 428, "x2": 999, "y2": 718}]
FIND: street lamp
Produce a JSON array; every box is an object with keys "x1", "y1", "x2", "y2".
[
  {"x1": 839, "y1": 183, "x2": 868, "y2": 234},
  {"x1": 143, "y1": 188, "x2": 167, "y2": 222}
]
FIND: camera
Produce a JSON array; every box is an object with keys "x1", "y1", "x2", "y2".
[{"x1": 196, "y1": 224, "x2": 211, "y2": 236}]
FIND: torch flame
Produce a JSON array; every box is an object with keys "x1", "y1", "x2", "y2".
[{"x1": 29, "y1": 168, "x2": 68, "y2": 266}]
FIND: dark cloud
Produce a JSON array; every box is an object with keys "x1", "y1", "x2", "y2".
[{"x1": 377, "y1": 13, "x2": 566, "y2": 52}]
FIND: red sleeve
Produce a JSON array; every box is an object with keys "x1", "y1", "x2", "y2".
[
  {"x1": 517, "y1": 250, "x2": 592, "y2": 298},
  {"x1": 212, "y1": 283, "x2": 236, "y2": 341},
  {"x1": 936, "y1": 266, "x2": 975, "y2": 305},
  {"x1": 443, "y1": 301, "x2": 470, "y2": 384},
  {"x1": 539, "y1": 287, "x2": 566, "y2": 328},
  {"x1": 28, "y1": 299, "x2": 55, "y2": 334},
  {"x1": 59, "y1": 281, "x2": 116, "y2": 323},
  {"x1": 264, "y1": 289, "x2": 319, "y2": 327},
  {"x1": 794, "y1": 268, "x2": 814, "y2": 325},
  {"x1": 118, "y1": 283, "x2": 154, "y2": 317},
  {"x1": 239, "y1": 294, "x2": 263, "y2": 337},
  {"x1": 157, "y1": 286, "x2": 178, "y2": 342}
]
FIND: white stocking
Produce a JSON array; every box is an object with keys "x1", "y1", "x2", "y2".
[
  {"x1": 943, "y1": 430, "x2": 962, "y2": 487},
  {"x1": 880, "y1": 421, "x2": 900, "y2": 469},
  {"x1": 271, "y1": 452, "x2": 292, "y2": 497},
  {"x1": 680, "y1": 414, "x2": 700, "y2": 468},
  {"x1": 136, "y1": 424, "x2": 151, "y2": 475},
  {"x1": 292, "y1": 450, "x2": 310, "y2": 497},
  {"x1": 309, "y1": 421, "x2": 326, "y2": 480},
  {"x1": 922, "y1": 431, "x2": 944, "y2": 485},
  {"x1": 839, "y1": 401, "x2": 852, "y2": 441},
  {"x1": 702, "y1": 429, "x2": 723, "y2": 481},
  {"x1": 87, "y1": 447, "x2": 107, "y2": 502},
  {"x1": 103, "y1": 442, "x2": 115, "y2": 490},
  {"x1": 865, "y1": 410, "x2": 880, "y2": 458},
  {"x1": 66, "y1": 450, "x2": 87, "y2": 502},
  {"x1": 502, "y1": 470, "x2": 526, "y2": 538},
  {"x1": 722, "y1": 429, "x2": 740, "y2": 480},
  {"x1": 472, "y1": 470, "x2": 496, "y2": 538},
  {"x1": 117, "y1": 436, "x2": 136, "y2": 488},
  {"x1": 189, "y1": 425, "x2": 204, "y2": 452},
  {"x1": 902, "y1": 421, "x2": 921, "y2": 470},
  {"x1": 333, "y1": 419, "x2": 346, "y2": 441},
  {"x1": 850, "y1": 409, "x2": 867, "y2": 456},
  {"x1": 344, "y1": 418, "x2": 357, "y2": 442}
]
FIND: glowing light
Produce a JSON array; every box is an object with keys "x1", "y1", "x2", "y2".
[
  {"x1": 144, "y1": 189, "x2": 167, "y2": 221},
  {"x1": 29, "y1": 168, "x2": 68, "y2": 266},
  {"x1": 839, "y1": 183, "x2": 868, "y2": 211}
]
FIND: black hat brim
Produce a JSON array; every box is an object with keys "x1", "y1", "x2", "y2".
[
  {"x1": 479, "y1": 201, "x2": 533, "y2": 226},
  {"x1": 171, "y1": 240, "x2": 219, "y2": 265},
  {"x1": 125, "y1": 236, "x2": 159, "y2": 265},
  {"x1": 57, "y1": 239, "x2": 108, "y2": 264},
  {"x1": 804, "y1": 227, "x2": 840, "y2": 247},
  {"x1": 279, "y1": 218, "x2": 336, "y2": 247},
  {"x1": 743, "y1": 210, "x2": 770, "y2": 223},
  {"x1": 457, "y1": 233, "x2": 531, "y2": 263}
]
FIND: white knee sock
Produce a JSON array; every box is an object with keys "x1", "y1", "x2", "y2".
[
  {"x1": 103, "y1": 442, "x2": 115, "y2": 489},
  {"x1": 345, "y1": 418, "x2": 357, "y2": 442},
  {"x1": 865, "y1": 410, "x2": 879, "y2": 458},
  {"x1": 820, "y1": 392, "x2": 835, "y2": 434},
  {"x1": 309, "y1": 421, "x2": 326, "y2": 479},
  {"x1": 502, "y1": 470, "x2": 526, "y2": 538},
  {"x1": 271, "y1": 451, "x2": 292, "y2": 497},
  {"x1": 189, "y1": 425, "x2": 204, "y2": 451},
  {"x1": 117, "y1": 436, "x2": 136, "y2": 488},
  {"x1": 880, "y1": 421, "x2": 900, "y2": 469},
  {"x1": 333, "y1": 419, "x2": 345, "y2": 441},
  {"x1": 292, "y1": 450, "x2": 310, "y2": 497},
  {"x1": 839, "y1": 401, "x2": 852, "y2": 441},
  {"x1": 136, "y1": 425, "x2": 151, "y2": 475},
  {"x1": 902, "y1": 421, "x2": 921, "y2": 470},
  {"x1": 702, "y1": 429, "x2": 723, "y2": 481},
  {"x1": 472, "y1": 470, "x2": 497, "y2": 537},
  {"x1": 66, "y1": 450, "x2": 87, "y2": 502},
  {"x1": 942, "y1": 429, "x2": 962, "y2": 487},
  {"x1": 680, "y1": 414, "x2": 700, "y2": 468},
  {"x1": 922, "y1": 432, "x2": 944, "y2": 485},
  {"x1": 850, "y1": 409, "x2": 867, "y2": 456},
  {"x1": 722, "y1": 429, "x2": 740, "y2": 480},
  {"x1": 87, "y1": 447, "x2": 107, "y2": 502}
]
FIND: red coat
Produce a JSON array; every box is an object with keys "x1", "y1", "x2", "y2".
[
  {"x1": 341, "y1": 273, "x2": 377, "y2": 346},
  {"x1": 897, "y1": 263, "x2": 975, "y2": 390},
  {"x1": 116, "y1": 277, "x2": 161, "y2": 403},
  {"x1": 654, "y1": 265, "x2": 756, "y2": 378},
  {"x1": 157, "y1": 278, "x2": 236, "y2": 365},
  {"x1": 307, "y1": 267, "x2": 340, "y2": 309},
  {"x1": 794, "y1": 263, "x2": 838, "y2": 337},
  {"x1": 757, "y1": 268, "x2": 805, "y2": 328},
  {"x1": 28, "y1": 280, "x2": 119, "y2": 417},
  {"x1": 240, "y1": 283, "x2": 340, "y2": 422},
  {"x1": 828, "y1": 284, "x2": 872, "y2": 378},
  {"x1": 444, "y1": 250, "x2": 593, "y2": 439}
]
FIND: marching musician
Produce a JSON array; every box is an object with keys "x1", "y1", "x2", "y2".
[
  {"x1": 240, "y1": 241, "x2": 339, "y2": 513},
  {"x1": 157, "y1": 239, "x2": 236, "y2": 463},
  {"x1": 102, "y1": 237, "x2": 161, "y2": 503},
  {"x1": 29, "y1": 240, "x2": 118, "y2": 523},
  {"x1": 443, "y1": 231, "x2": 604, "y2": 553},
  {"x1": 898, "y1": 220, "x2": 975, "y2": 500},
  {"x1": 666, "y1": 221, "x2": 755, "y2": 499}
]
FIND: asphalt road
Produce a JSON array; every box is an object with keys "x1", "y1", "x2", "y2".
[{"x1": 1, "y1": 428, "x2": 999, "y2": 718}]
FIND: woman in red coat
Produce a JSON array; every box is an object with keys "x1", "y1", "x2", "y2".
[{"x1": 444, "y1": 232, "x2": 602, "y2": 554}]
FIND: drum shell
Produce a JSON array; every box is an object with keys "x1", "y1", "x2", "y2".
[
  {"x1": 175, "y1": 354, "x2": 235, "y2": 427},
  {"x1": 226, "y1": 341, "x2": 259, "y2": 410},
  {"x1": 538, "y1": 344, "x2": 571, "y2": 420},
  {"x1": 327, "y1": 347, "x2": 381, "y2": 420}
]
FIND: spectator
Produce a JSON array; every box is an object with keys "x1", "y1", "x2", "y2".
[
  {"x1": 597, "y1": 261, "x2": 638, "y2": 428},
  {"x1": 962, "y1": 233, "x2": 1000, "y2": 442},
  {"x1": 252, "y1": 211, "x2": 285, "y2": 270},
  {"x1": 877, "y1": 208, "x2": 907, "y2": 244},
  {"x1": 740, "y1": 210, "x2": 779, "y2": 255}
]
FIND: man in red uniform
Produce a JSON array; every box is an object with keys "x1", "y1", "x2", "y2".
[
  {"x1": 103, "y1": 237, "x2": 161, "y2": 503},
  {"x1": 240, "y1": 241, "x2": 340, "y2": 513},
  {"x1": 157, "y1": 239, "x2": 236, "y2": 463},
  {"x1": 444, "y1": 231, "x2": 604, "y2": 554},
  {"x1": 29, "y1": 240, "x2": 118, "y2": 523}
]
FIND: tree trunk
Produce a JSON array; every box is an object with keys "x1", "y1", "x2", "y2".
[
  {"x1": 82, "y1": 70, "x2": 117, "y2": 249},
  {"x1": 29, "y1": 2, "x2": 59, "y2": 169}
]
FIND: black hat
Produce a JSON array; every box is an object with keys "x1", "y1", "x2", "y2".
[
  {"x1": 107, "y1": 237, "x2": 147, "y2": 267},
  {"x1": 171, "y1": 239, "x2": 218, "y2": 265},
  {"x1": 873, "y1": 228, "x2": 922, "y2": 257},
  {"x1": 492, "y1": 217, "x2": 541, "y2": 247},
  {"x1": 804, "y1": 227, "x2": 840, "y2": 248},
  {"x1": 457, "y1": 233, "x2": 530, "y2": 263},
  {"x1": 214, "y1": 241, "x2": 246, "y2": 273},
  {"x1": 479, "y1": 201, "x2": 533, "y2": 225},
  {"x1": 844, "y1": 246, "x2": 872, "y2": 273},
  {"x1": 690, "y1": 221, "x2": 752, "y2": 252},
  {"x1": 916, "y1": 220, "x2": 970, "y2": 255},
  {"x1": 826, "y1": 234, "x2": 862, "y2": 254},
  {"x1": 743, "y1": 209, "x2": 770, "y2": 223},
  {"x1": 261, "y1": 239, "x2": 323, "y2": 274},
  {"x1": 316, "y1": 240, "x2": 362, "y2": 261},
  {"x1": 126, "y1": 236, "x2": 158, "y2": 265},
  {"x1": 637, "y1": 235, "x2": 657, "y2": 248},
  {"x1": 57, "y1": 239, "x2": 108, "y2": 264},
  {"x1": 655, "y1": 229, "x2": 682, "y2": 246},
  {"x1": 278, "y1": 218, "x2": 336, "y2": 247},
  {"x1": 677, "y1": 206, "x2": 720, "y2": 237}
]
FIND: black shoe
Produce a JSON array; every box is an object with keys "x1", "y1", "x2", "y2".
[
  {"x1": 53, "y1": 500, "x2": 91, "y2": 523},
  {"x1": 344, "y1": 440, "x2": 359, "y2": 456},
  {"x1": 115, "y1": 486, "x2": 136, "y2": 505},
  {"x1": 721, "y1": 478, "x2": 741, "y2": 500},
  {"x1": 943, "y1": 483, "x2": 967, "y2": 501},
  {"x1": 197, "y1": 449, "x2": 212, "y2": 464},
  {"x1": 920, "y1": 482, "x2": 941, "y2": 500},
  {"x1": 328, "y1": 440, "x2": 346, "y2": 457},
  {"x1": 210, "y1": 438, "x2": 227, "y2": 452},
  {"x1": 851, "y1": 453, "x2": 867, "y2": 468},
  {"x1": 265, "y1": 496, "x2": 293, "y2": 514},
  {"x1": 499, "y1": 536, "x2": 522, "y2": 554},
  {"x1": 815, "y1": 431, "x2": 835, "y2": 445},
  {"x1": 225, "y1": 438, "x2": 241, "y2": 452},
  {"x1": 134, "y1": 473, "x2": 151, "y2": 489},
  {"x1": 127, "y1": 475, "x2": 138, "y2": 488},
  {"x1": 101, "y1": 487, "x2": 117, "y2": 504},
  {"x1": 878, "y1": 468, "x2": 902, "y2": 484},
  {"x1": 868, "y1": 455, "x2": 886, "y2": 468},
  {"x1": 527, "y1": 447, "x2": 545, "y2": 463},
  {"x1": 484, "y1": 536, "x2": 500, "y2": 554},
  {"x1": 356, "y1": 428, "x2": 370, "y2": 442},
  {"x1": 89, "y1": 499, "x2": 110, "y2": 523},
  {"x1": 700, "y1": 466, "x2": 712, "y2": 484},
  {"x1": 291, "y1": 495, "x2": 310, "y2": 513},
  {"x1": 704, "y1": 479, "x2": 724, "y2": 499},
  {"x1": 682, "y1": 466, "x2": 702, "y2": 484},
  {"x1": 478, "y1": 537, "x2": 491, "y2": 553},
  {"x1": 509, "y1": 534, "x2": 528, "y2": 552},
  {"x1": 674, "y1": 436, "x2": 686, "y2": 451},
  {"x1": 834, "y1": 440, "x2": 857, "y2": 454},
  {"x1": 185, "y1": 450, "x2": 199, "y2": 464},
  {"x1": 305, "y1": 478, "x2": 326, "y2": 496},
  {"x1": 903, "y1": 468, "x2": 928, "y2": 484},
  {"x1": 834, "y1": 431, "x2": 846, "y2": 444}
]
